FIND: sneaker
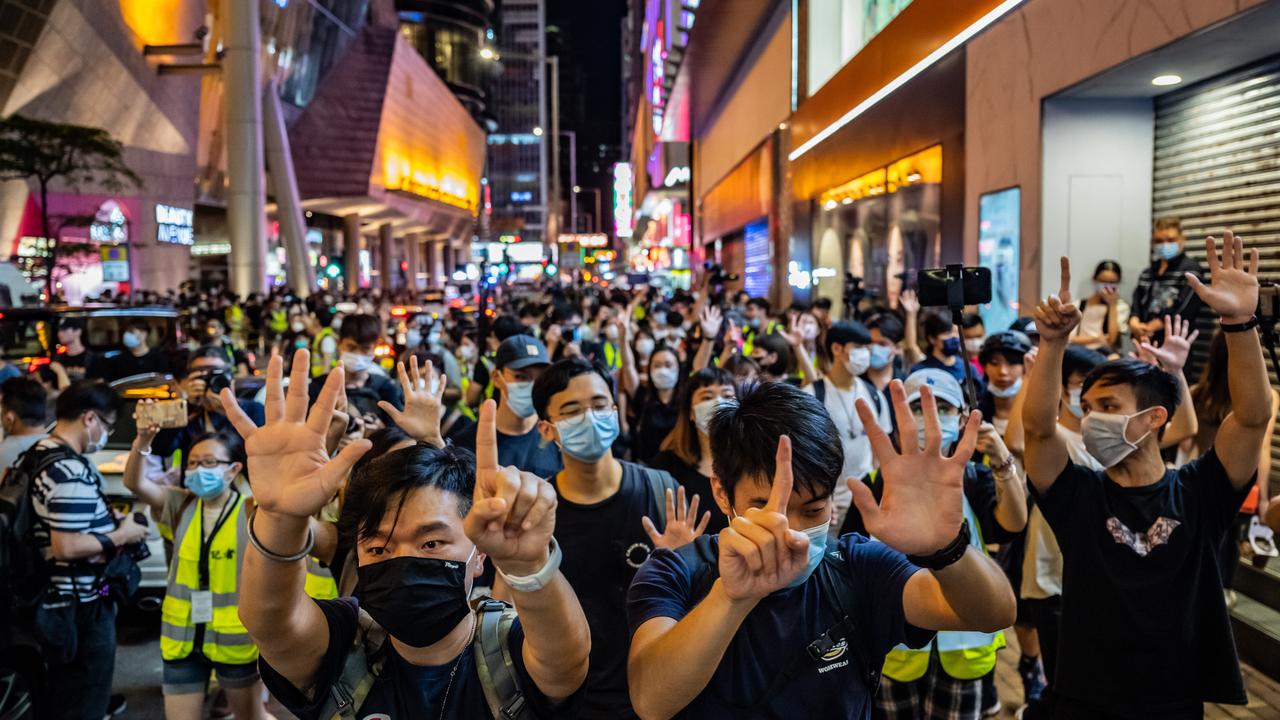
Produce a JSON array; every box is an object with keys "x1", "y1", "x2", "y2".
[
  {"x1": 981, "y1": 699, "x2": 1003, "y2": 717},
  {"x1": 104, "y1": 694, "x2": 127, "y2": 718},
  {"x1": 1018, "y1": 654, "x2": 1047, "y2": 704}
]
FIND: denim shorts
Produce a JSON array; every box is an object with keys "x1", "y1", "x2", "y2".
[{"x1": 162, "y1": 650, "x2": 259, "y2": 696}]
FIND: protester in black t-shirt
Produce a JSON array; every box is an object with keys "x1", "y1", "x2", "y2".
[
  {"x1": 524, "y1": 357, "x2": 703, "y2": 718},
  {"x1": 220, "y1": 351, "x2": 591, "y2": 720},
  {"x1": 1023, "y1": 234, "x2": 1268, "y2": 718},
  {"x1": 626, "y1": 381, "x2": 1017, "y2": 719},
  {"x1": 98, "y1": 318, "x2": 170, "y2": 382},
  {"x1": 153, "y1": 346, "x2": 266, "y2": 467},
  {"x1": 650, "y1": 367, "x2": 737, "y2": 535},
  {"x1": 51, "y1": 317, "x2": 96, "y2": 384},
  {"x1": 1129, "y1": 217, "x2": 1205, "y2": 343},
  {"x1": 620, "y1": 330, "x2": 682, "y2": 463}
]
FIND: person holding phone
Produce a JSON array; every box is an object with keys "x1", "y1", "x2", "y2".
[{"x1": 1071, "y1": 261, "x2": 1130, "y2": 352}]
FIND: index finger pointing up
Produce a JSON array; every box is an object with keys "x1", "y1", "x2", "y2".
[
  {"x1": 476, "y1": 399, "x2": 499, "y2": 473},
  {"x1": 1059, "y1": 257, "x2": 1072, "y2": 300},
  {"x1": 767, "y1": 435, "x2": 793, "y2": 514}
]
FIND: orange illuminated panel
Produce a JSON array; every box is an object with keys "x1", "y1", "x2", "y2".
[
  {"x1": 819, "y1": 169, "x2": 887, "y2": 208},
  {"x1": 886, "y1": 144, "x2": 942, "y2": 192},
  {"x1": 119, "y1": 0, "x2": 188, "y2": 46}
]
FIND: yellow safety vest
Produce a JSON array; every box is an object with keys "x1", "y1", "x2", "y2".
[
  {"x1": 602, "y1": 342, "x2": 622, "y2": 371},
  {"x1": 268, "y1": 309, "x2": 288, "y2": 333},
  {"x1": 159, "y1": 493, "x2": 257, "y2": 665},
  {"x1": 305, "y1": 556, "x2": 339, "y2": 600},
  {"x1": 311, "y1": 328, "x2": 339, "y2": 378},
  {"x1": 881, "y1": 496, "x2": 1005, "y2": 681},
  {"x1": 742, "y1": 320, "x2": 780, "y2": 355}
]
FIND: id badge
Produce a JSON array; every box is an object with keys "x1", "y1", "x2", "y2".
[{"x1": 191, "y1": 590, "x2": 214, "y2": 624}]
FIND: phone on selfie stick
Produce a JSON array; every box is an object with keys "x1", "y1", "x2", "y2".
[
  {"x1": 916, "y1": 266, "x2": 994, "y2": 411},
  {"x1": 1256, "y1": 284, "x2": 1280, "y2": 377}
]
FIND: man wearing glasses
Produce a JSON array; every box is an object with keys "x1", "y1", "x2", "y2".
[
  {"x1": 153, "y1": 345, "x2": 266, "y2": 469},
  {"x1": 513, "y1": 358, "x2": 702, "y2": 718}
]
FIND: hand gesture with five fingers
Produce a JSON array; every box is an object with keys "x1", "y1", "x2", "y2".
[
  {"x1": 642, "y1": 486, "x2": 711, "y2": 550},
  {"x1": 899, "y1": 289, "x2": 920, "y2": 315},
  {"x1": 700, "y1": 306, "x2": 723, "y2": 340},
  {"x1": 1134, "y1": 315, "x2": 1199, "y2": 373},
  {"x1": 852, "y1": 381, "x2": 981, "y2": 555},
  {"x1": 377, "y1": 356, "x2": 447, "y2": 447},
  {"x1": 1033, "y1": 258, "x2": 1081, "y2": 342},
  {"x1": 219, "y1": 349, "x2": 372, "y2": 519},
  {"x1": 1186, "y1": 231, "x2": 1260, "y2": 324},
  {"x1": 717, "y1": 437, "x2": 812, "y2": 601},
  {"x1": 463, "y1": 400, "x2": 559, "y2": 575}
]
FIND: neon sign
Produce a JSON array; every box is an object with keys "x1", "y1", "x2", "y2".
[
  {"x1": 155, "y1": 204, "x2": 194, "y2": 245},
  {"x1": 613, "y1": 163, "x2": 634, "y2": 239}
]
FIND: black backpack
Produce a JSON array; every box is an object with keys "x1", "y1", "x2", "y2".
[{"x1": 0, "y1": 443, "x2": 78, "y2": 614}]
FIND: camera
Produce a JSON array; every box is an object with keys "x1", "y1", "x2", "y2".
[
  {"x1": 704, "y1": 261, "x2": 739, "y2": 287},
  {"x1": 191, "y1": 369, "x2": 233, "y2": 395}
]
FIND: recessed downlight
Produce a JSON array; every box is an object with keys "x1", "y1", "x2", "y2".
[{"x1": 1152, "y1": 74, "x2": 1183, "y2": 87}]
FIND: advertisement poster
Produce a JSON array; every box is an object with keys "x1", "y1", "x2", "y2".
[{"x1": 977, "y1": 187, "x2": 1020, "y2": 332}]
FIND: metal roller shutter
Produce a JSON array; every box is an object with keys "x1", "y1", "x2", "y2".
[{"x1": 1152, "y1": 54, "x2": 1280, "y2": 483}]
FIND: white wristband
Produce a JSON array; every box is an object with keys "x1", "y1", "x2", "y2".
[{"x1": 496, "y1": 538, "x2": 562, "y2": 593}]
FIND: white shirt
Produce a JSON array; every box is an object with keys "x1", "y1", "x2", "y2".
[
  {"x1": 1072, "y1": 298, "x2": 1130, "y2": 348},
  {"x1": 804, "y1": 378, "x2": 892, "y2": 522}
]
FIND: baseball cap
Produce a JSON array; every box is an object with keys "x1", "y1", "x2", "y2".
[
  {"x1": 1009, "y1": 316, "x2": 1039, "y2": 338},
  {"x1": 495, "y1": 334, "x2": 550, "y2": 370},
  {"x1": 979, "y1": 330, "x2": 1033, "y2": 365},
  {"x1": 903, "y1": 369, "x2": 965, "y2": 410}
]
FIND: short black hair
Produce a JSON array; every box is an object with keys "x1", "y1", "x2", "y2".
[
  {"x1": 59, "y1": 317, "x2": 85, "y2": 332},
  {"x1": 1082, "y1": 359, "x2": 1180, "y2": 419},
  {"x1": 493, "y1": 315, "x2": 524, "y2": 342},
  {"x1": 186, "y1": 345, "x2": 230, "y2": 373},
  {"x1": 961, "y1": 313, "x2": 984, "y2": 330},
  {"x1": 747, "y1": 297, "x2": 771, "y2": 313},
  {"x1": 351, "y1": 426, "x2": 413, "y2": 479},
  {"x1": 866, "y1": 312, "x2": 904, "y2": 343},
  {"x1": 532, "y1": 357, "x2": 615, "y2": 420},
  {"x1": 751, "y1": 332, "x2": 793, "y2": 376},
  {"x1": 338, "y1": 443, "x2": 476, "y2": 549},
  {"x1": 709, "y1": 382, "x2": 842, "y2": 503},
  {"x1": 812, "y1": 298, "x2": 833, "y2": 311},
  {"x1": 922, "y1": 312, "x2": 954, "y2": 340},
  {"x1": 1062, "y1": 345, "x2": 1107, "y2": 386},
  {"x1": 55, "y1": 380, "x2": 121, "y2": 421},
  {"x1": 340, "y1": 314, "x2": 381, "y2": 346},
  {"x1": 182, "y1": 430, "x2": 248, "y2": 485},
  {"x1": 124, "y1": 318, "x2": 150, "y2": 334},
  {"x1": 2, "y1": 377, "x2": 48, "y2": 426},
  {"x1": 824, "y1": 320, "x2": 871, "y2": 353}
]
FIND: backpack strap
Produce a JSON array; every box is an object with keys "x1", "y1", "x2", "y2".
[
  {"x1": 859, "y1": 378, "x2": 884, "y2": 418},
  {"x1": 323, "y1": 608, "x2": 386, "y2": 720},
  {"x1": 813, "y1": 379, "x2": 826, "y2": 404},
  {"x1": 473, "y1": 599, "x2": 531, "y2": 720},
  {"x1": 641, "y1": 467, "x2": 679, "y2": 529}
]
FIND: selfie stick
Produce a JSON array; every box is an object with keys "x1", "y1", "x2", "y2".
[
  {"x1": 943, "y1": 264, "x2": 981, "y2": 412},
  {"x1": 1257, "y1": 284, "x2": 1280, "y2": 381}
]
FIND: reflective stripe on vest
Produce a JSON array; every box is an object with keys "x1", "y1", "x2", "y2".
[
  {"x1": 159, "y1": 494, "x2": 257, "y2": 664},
  {"x1": 305, "y1": 556, "x2": 338, "y2": 601},
  {"x1": 881, "y1": 495, "x2": 1004, "y2": 682}
]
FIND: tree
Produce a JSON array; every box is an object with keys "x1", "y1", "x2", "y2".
[{"x1": 0, "y1": 114, "x2": 142, "y2": 298}]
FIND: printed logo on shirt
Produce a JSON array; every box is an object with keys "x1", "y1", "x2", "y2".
[
  {"x1": 361, "y1": 714, "x2": 391, "y2": 720},
  {"x1": 817, "y1": 638, "x2": 848, "y2": 663},
  {"x1": 624, "y1": 542, "x2": 654, "y2": 569},
  {"x1": 1105, "y1": 516, "x2": 1181, "y2": 557}
]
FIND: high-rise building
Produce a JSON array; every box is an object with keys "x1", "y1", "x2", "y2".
[
  {"x1": 395, "y1": 0, "x2": 495, "y2": 123},
  {"x1": 486, "y1": 0, "x2": 546, "y2": 246}
]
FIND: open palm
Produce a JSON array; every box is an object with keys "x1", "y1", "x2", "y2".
[
  {"x1": 1187, "y1": 231, "x2": 1259, "y2": 323},
  {"x1": 378, "y1": 356, "x2": 445, "y2": 446},
  {"x1": 220, "y1": 349, "x2": 371, "y2": 519},
  {"x1": 852, "y1": 381, "x2": 979, "y2": 555},
  {"x1": 1135, "y1": 315, "x2": 1198, "y2": 373}
]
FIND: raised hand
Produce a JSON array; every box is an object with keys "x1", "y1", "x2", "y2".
[
  {"x1": 899, "y1": 289, "x2": 920, "y2": 315},
  {"x1": 464, "y1": 400, "x2": 558, "y2": 575},
  {"x1": 1033, "y1": 257, "x2": 1081, "y2": 342},
  {"x1": 1136, "y1": 315, "x2": 1199, "y2": 373},
  {"x1": 1186, "y1": 231, "x2": 1259, "y2": 324},
  {"x1": 377, "y1": 356, "x2": 446, "y2": 447},
  {"x1": 974, "y1": 422, "x2": 1011, "y2": 464},
  {"x1": 700, "y1": 305, "x2": 722, "y2": 339},
  {"x1": 642, "y1": 486, "x2": 711, "y2": 550},
  {"x1": 717, "y1": 437, "x2": 811, "y2": 601},
  {"x1": 219, "y1": 349, "x2": 371, "y2": 519},
  {"x1": 852, "y1": 380, "x2": 981, "y2": 555}
]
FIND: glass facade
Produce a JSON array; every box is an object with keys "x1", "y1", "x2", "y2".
[
  {"x1": 261, "y1": 0, "x2": 369, "y2": 108},
  {"x1": 487, "y1": 0, "x2": 545, "y2": 243},
  {"x1": 806, "y1": 0, "x2": 913, "y2": 95}
]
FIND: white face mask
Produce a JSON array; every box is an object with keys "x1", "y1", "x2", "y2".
[
  {"x1": 844, "y1": 347, "x2": 871, "y2": 377},
  {"x1": 340, "y1": 352, "x2": 373, "y2": 374},
  {"x1": 458, "y1": 344, "x2": 476, "y2": 362},
  {"x1": 635, "y1": 338, "x2": 656, "y2": 357},
  {"x1": 988, "y1": 377, "x2": 1023, "y2": 399},
  {"x1": 85, "y1": 414, "x2": 110, "y2": 454},
  {"x1": 651, "y1": 366, "x2": 679, "y2": 391},
  {"x1": 1080, "y1": 409, "x2": 1154, "y2": 468},
  {"x1": 964, "y1": 338, "x2": 985, "y2": 355},
  {"x1": 320, "y1": 335, "x2": 338, "y2": 355},
  {"x1": 693, "y1": 398, "x2": 724, "y2": 434}
]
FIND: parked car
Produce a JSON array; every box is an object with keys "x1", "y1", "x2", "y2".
[{"x1": 0, "y1": 305, "x2": 185, "y2": 377}]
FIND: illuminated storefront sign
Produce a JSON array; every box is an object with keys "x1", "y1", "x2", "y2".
[
  {"x1": 155, "y1": 204, "x2": 194, "y2": 245},
  {"x1": 613, "y1": 163, "x2": 634, "y2": 238},
  {"x1": 192, "y1": 242, "x2": 231, "y2": 256},
  {"x1": 663, "y1": 166, "x2": 690, "y2": 187},
  {"x1": 559, "y1": 233, "x2": 609, "y2": 248},
  {"x1": 383, "y1": 156, "x2": 477, "y2": 213},
  {"x1": 89, "y1": 200, "x2": 128, "y2": 245}
]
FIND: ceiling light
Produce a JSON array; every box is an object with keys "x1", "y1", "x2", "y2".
[{"x1": 1152, "y1": 74, "x2": 1182, "y2": 87}]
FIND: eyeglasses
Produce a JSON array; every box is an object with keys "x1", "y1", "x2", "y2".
[
  {"x1": 551, "y1": 401, "x2": 615, "y2": 423},
  {"x1": 186, "y1": 458, "x2": 232, "y2": 470},
  {"x1": 95, "y1": 414, "x2": 117, "y2": 435}
]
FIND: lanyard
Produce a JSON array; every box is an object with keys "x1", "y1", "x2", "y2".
[{"x1": 197, "y1": 491, "x2": 240, "y2": 590}]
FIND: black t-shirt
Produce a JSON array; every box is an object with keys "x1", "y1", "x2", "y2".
[
  {"x1": 649, "y1": 449, "x2": 729, "y2": 534},
  {"x1": 630, "y1": 386, "x2": 679, "y2": 464},
  {"x1": 258, "y1": 597, "x2": 561, "y2": 719},
  {"x1": 551, "y1": 460, "x2": 672, "y2": 719},
  {"x1": 1031, "y1": 450, "x2": 1250, "y2": 711},
  {"x1": 627, "y1": 534, "x2": 931, "y2": 718},
  {"x1": 57, "y1": 349, "x2": 97, "y2": 381},
  {"x1": 452, "y1": 421, "x2": 563, "y2": 480}
]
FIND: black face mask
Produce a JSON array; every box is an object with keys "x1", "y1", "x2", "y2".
[{"x1": 353, "y1": 552, "x2": 474, "y2": 648}]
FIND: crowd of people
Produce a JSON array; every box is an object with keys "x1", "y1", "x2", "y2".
[{"x1": 2, "y1": 218, "x2": 1279, "y2": 720}]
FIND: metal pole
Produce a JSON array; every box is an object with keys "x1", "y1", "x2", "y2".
[
  {"x1": 549, "y1": 56, "x2": 561, "y2": 245},
  {"x1": 565, "y1": 130, "x2": 577, "y2": 232},
  {"x1": 224, "y1": 0, "x2": 267, "y2": 297},
  {"x1": 343, "y1": 213, "x2": 361, "y2": 292},
  {"x1": 263, "y1": 78, "x2": 314, "y2": 297}
]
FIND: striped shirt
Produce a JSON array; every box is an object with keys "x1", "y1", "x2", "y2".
[{"x1": 29, "y1": 439, "x2": 114, "y2": 602}]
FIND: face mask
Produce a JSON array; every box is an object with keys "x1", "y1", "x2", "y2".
[
  {"x1": 941, "y1": 337, "x2": 961, "y2": 357},
  {"x1": 458, "y1": 345, "x2": 477, "y2": 362},
  {"x1": 1081, "y1": 410, "x2": 1154, "y2": 468},
  {"x1": 405, "y1": 329, "x2": 422, "y2": 349},
  {"x1": 353, "y1": 550, "x2": 475, "y2": 648},
  {"x1": 964, "y1": 338, "x2": 984, "y2": 355},
  {"x1": 915, "y1": 413, "x2": 961, "y2": 450},
  {"x1": 1153, "y1": 242, "x2": 1180, "y2": 261},
  {"x1": 747, "y1": 317, "x2": 762, "y2": 331},
  {"x1": 651, "y1": 366, "x2": 679, "y2": 391},
  {"x1": 788, "y1": 521, "x2": 831, "y2": 588},
  {"x1": 1094, "y1": 282, "x2": 1118, "y2": 295},
  {"x1": 85, "y1": 415, "x2": 110, "y2": 454},
  {"x1": 320, "y1": 336, "x2": 338, "y2": 355},
  {"x1": 988, "y1": 377, "x2": 1023, "y2": 399},
  {"x1": 635, "y1": 338, "x2": 656, "y2": 357},
  {"x1": 693, "y1": 398, "x2": 724, "y2": 434},
  {"x1": 1067, "y1": 387, "x2": 1084, "y2": 418},
  {"x1": 555, "y1": 408, "x2": 620, "y2": 462},
  {"x1": 331, "y1": 316, "x2": 343, "y2": 330},
  {"x1": 565, "y1": 326, "x2": 582, "y2": 344},
  {"x1": 185, "y1": 466, "x2": 228, "y2": 499},
  {"x1": 579, "y1": 325, "x2": 598, "y2": 343},
  {"x1": 122, "y1": 332, "x2": 142, "y2": 350},
  {"x1": 844, "y1": 347, "x2": 871, "y2": 377},
  {"x1": 427, "y1": 331, "x2": 442, "y2": 349},
  {"x1": 340, "y1": 352, "x2": 373, "y2": 374},
  {"x1": 290, "y1": 321, "x2": 305, "y2": 333},
  {"x1": 505, "y1": 380, "x2": 536, "y2": 418},
  {"x1": 869, "y1": 344, "x2": 894, "y2": 370},
  {"x1": 800, "y1": 324, "x2": 819, "y2": 342},
  {"x1": 604, "y1": 325, "x2": 620, "y2": 342}
]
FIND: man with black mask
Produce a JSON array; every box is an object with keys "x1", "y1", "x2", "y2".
[{"x1": 220, "y1": 350, "x2": 591, "y2": 718}]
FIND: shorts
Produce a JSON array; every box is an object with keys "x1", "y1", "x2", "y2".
[{"x1": 162, "y1": 651, "x2": 259, "y2": 696}]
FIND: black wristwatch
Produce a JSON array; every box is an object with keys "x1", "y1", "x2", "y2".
[
  {"x1": 92, "y1": 532, "x2": 116, "y2": 556},
  {"x1": 1220, "y1": 316, "x2": 1259, "y2": 333},
  {"x1": 907, "y1": 520, "x2": 971, "y2": 571}
]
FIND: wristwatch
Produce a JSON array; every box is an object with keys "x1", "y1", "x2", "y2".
[
  {"x1": 1221, "y1": 316, "x2": 1259, "y2": 333},
  {"x1": 497, "y1": 538, "x2": 562, "y2": 593},
  {"x1": 907, "y1": 521, "x2": 971, "y2": 571}
]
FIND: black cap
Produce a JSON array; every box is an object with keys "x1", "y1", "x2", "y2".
[
  {"x1": 495, "y1": 334, "x2": 550, "y2": 370},
  {"x1": 1009, "y1": 316, "x2": 1039, "y2": 337},
  {"x1": 979, "y1": 330, "x2": 1033, "y2": 364}
]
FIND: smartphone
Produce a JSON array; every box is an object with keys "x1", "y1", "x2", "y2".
[
  {"x1": 916, "y1": 266, "x2": 993, "y2": 308},
  {"x1": 135, "y1": 398, "x2": 188, "y2": 429}
]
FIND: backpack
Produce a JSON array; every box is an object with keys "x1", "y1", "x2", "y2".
[
  {"x1": 640, "y1": 466, "x2": 680, "y2": 528},
  {"x1": 322, "y1": 600, "x2": 534, "y2": 720},
  {"x1": 812, "y1": 378, "x2": 885, "y2": 419},
  {"x1": 0, "y1": 443, "x2": 79, "y2": 613}
]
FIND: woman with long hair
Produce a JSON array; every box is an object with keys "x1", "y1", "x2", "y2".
[
  {"x1": 1070, "y1": 260, "x2": 1130, "y2": 352},
  {"x1": 649, "y1": 367, "x2": 737, "y2": 534}
]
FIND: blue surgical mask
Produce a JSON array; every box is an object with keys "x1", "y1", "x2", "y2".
[
  {"x1": 505, "y1": 380, "x2": 536, "y2": 418},
  {"x1": 1067, "y1": 387, "x2": 1084, "y2": 418},
  {"x1": 788, "y1": 521, "x2": 831, "y2": 588},
  {"x1": 405, "y1": 329, "x2": 422, "y2": 349},
  {"x1": 185, "y1": 466, "x2": 228, "y2": 499},
  {"x1": 941, "y1": 337, "x2": 961, "y2": 357},
  {"x1": 869, "y1": 344, "x2": 894, "y2": 370},
  {"x1": 916, "y1": 413, "x2": 962, "y2": 450},
  {"x1": 122, "y1": 332, "x2": 142, "y2": 350},
  {"x1": 1153, "y1": 242, "x2": 1180, "y2": 261},
  {"x1": 988, "y1": 378, "x2": 1023, "y2": 399},
  {"x1": 555, "y1": 408, "x2": 620, "y2": 462}
]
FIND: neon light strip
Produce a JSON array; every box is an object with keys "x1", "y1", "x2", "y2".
[{"x1": 789, "y1": 0, "x2": 1025, "y2": 161}]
